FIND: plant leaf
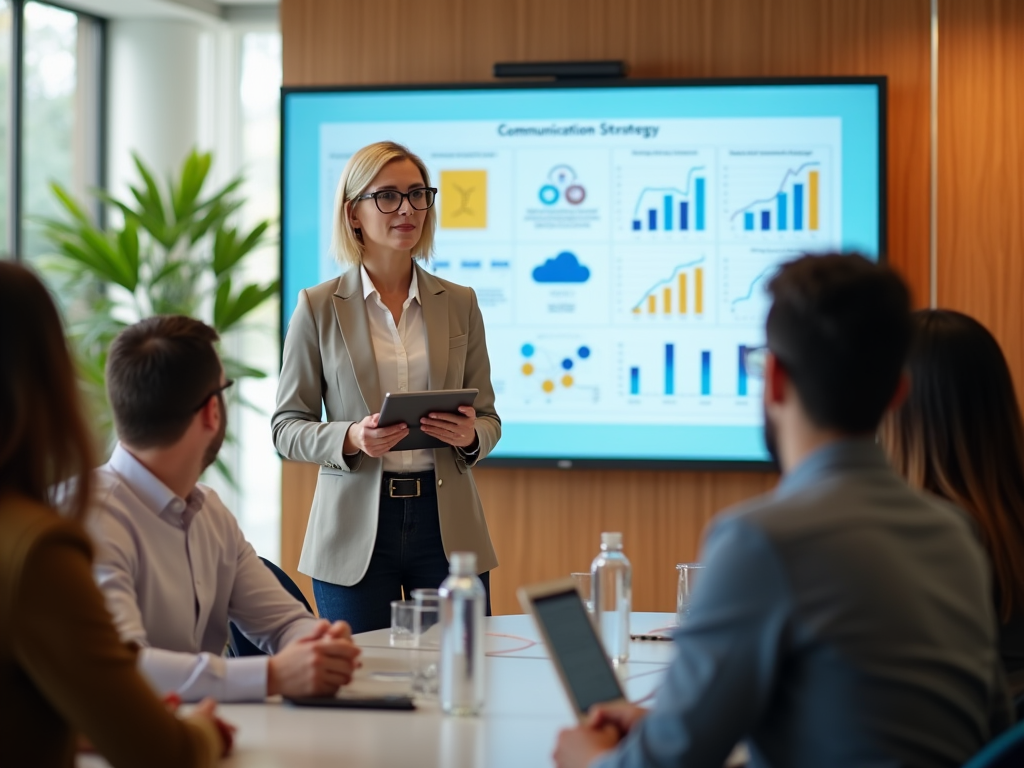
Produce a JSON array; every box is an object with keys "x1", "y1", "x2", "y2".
[{"x1": 213, "y1": 280, "x2": 279, "y2": 334}]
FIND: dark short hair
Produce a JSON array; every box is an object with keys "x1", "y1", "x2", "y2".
[
  {"x1": 106, "y1": 316, "x2": 221, "y2": 448},
  {"x1": 766, "y1": 253, "x2": 911, "y2": 434},
  {"x1": 0, "y1": 262, "x2": 95, "y2": 521}
]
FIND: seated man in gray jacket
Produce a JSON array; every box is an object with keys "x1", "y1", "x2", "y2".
[{"x1": 556, "y1": 254, "x2": 1010, "y2": 768}]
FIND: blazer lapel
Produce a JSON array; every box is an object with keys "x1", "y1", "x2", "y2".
[
  {"x1": 418, "y1": 264, "x2": 449, "y2": 390},
  {"x1": 332, "y1": 266, "x2": 383, "y2": 414}
]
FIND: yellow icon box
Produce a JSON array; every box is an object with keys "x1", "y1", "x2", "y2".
[{"x1": 440, "y1": 170, "x2": 488, "y2": 229}]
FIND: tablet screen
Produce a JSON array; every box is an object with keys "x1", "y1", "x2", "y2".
[{"x1": 533, "y1": 590, "x2": 624, "y2": 713}]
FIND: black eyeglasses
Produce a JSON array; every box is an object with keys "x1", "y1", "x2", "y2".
[
  {"x1": 742, "y1": 346, "x2": 769, "y2": 378},
  {"x1": 191, "y1": 379, "x2": 235, "y2": 412},
  {"x1": 355, "y1": 187, "x2": 437, "y2": 214}
]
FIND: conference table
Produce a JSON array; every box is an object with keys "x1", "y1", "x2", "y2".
[{"x1": 79, "y1": 613, "x2": 680, "y2": 768}]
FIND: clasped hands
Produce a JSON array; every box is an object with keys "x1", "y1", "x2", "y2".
[
  {"x1": 553, "y1": 702, "x2": 649, "y2": 768},
  {"x1": 345, "y1": 406, "x2": 478, "y2": 458},
  {"x1": 267, "y1": 619, "x2": 362, "y2": 697}
]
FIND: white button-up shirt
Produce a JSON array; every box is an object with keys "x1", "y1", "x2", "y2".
[
  {"x1": 89, "y1": 444, "x2": 319, "y2": 701},
  {"x1": 361, "y1": 265, "x2": 433, "y2": 473}
]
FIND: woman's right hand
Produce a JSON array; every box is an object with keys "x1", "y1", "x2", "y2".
[
  {"x1": 344, "y1": 414, "x2": 409, "y2": 458},
  {"x1": 190, "y1": 698, "x2": 235, "y2": 758}
]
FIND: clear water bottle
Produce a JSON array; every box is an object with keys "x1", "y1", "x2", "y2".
[
  {"x1": 439, "y1": 552, "x2": 486, "y2": 715},
  {"x1": 591, "y1": 532, "x2": 632, "y2": 664}
]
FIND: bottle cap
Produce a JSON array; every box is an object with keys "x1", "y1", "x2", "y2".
[
  {"x1": 450, "y1": 552, "x2": 477, "y2": 576},
  {"x1": 601, "y1": 532, "x2": 623, "y2": 549}
]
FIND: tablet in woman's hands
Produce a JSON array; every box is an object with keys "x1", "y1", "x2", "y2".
[{"x1": 378, "y1": 389, "x2": 478, "y2": 451}]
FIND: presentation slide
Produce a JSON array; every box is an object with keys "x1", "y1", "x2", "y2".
[{"x1": 283, "y1": 81, "x2": 883, "y2": 465}]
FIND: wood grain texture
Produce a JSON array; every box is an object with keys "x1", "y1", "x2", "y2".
[
  {"x1": 937, "y1": 0, "x2": 1024, "y2": 391},
  {"x1": 279, "y1": 0, "x2": 933, "y2": 615}
]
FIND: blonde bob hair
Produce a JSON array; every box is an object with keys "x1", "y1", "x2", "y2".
[{"x1": 331, "y1": 141, "x2": 436, "y2": 266}]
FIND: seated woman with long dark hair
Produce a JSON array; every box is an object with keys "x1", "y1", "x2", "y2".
[
  {"x1": 880, "y1": 309, "x2": 1024, "y2": 696},
  {"x1": 0, "y1": 262, "x2": 230, "y2": 767}
]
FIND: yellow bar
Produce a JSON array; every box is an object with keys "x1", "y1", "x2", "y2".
[
  {"x1": 678, "y1": 273, "x2": 687, "y2": 314},
  {"x1": 809, "y1": 170, "x2": 820, "y2": 230},
  {"x1": 647, "y1": 294, "x2": 656, "y2": 314},
  {"x1": 695, "y1": 268, "x2": 704, "y2": 314},
  {"x1": 663, "y1": 287, "x2": 671, "y2": 314}
]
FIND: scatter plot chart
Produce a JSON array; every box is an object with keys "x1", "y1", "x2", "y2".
[{"x1": 519, "y1": 342, "x2": 596, "y2": 401}]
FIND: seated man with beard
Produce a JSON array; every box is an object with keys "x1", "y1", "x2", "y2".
[
  {"x1": 89, "y1": 316, "x2": 361, "y2": 702},
  {"x1": 555, "y1": 254, "x2": 1011, "y2": 768}
]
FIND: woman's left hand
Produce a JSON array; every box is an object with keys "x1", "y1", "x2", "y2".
[{"x1": 421, "y1": 405, "x2": 478, "y2": 449}]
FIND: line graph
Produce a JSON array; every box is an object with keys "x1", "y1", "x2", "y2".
[
  {"x1": 629, "y1": 167, "x2": 707, "y2": 232},
  {"x1": 720, "y1": 150, "x2": 832, "y2": 240}
]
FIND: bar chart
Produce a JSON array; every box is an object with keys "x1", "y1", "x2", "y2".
[
  {"x1": 720, "y1": 149, "x2": 833, "y2": 242},
  {"x1": 619, "y1": 337, "x2": 762, "y2": 404},
  {"x1": 630, "y1": 171, "x2": 707, "y2": 232},
  {"x1": 614, "y1": 151, "x2": 714, "y2": 240},
  {"x1": 734, "y1": 162, "x2": 819, "y2": 232},
  {"x1": 629, "y1": 258, "x2": 706, "y2": 318}
]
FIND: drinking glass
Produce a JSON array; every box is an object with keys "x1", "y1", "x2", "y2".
[
  {"x1": 571, "y1": 572, "x2": 593, "y2": 613},
  {"x1": 390, "y1": 599, "x2": 417, "y2": 647},
  {"x1": 412, "y1": 603, "x2": 440, "y2": 696},
  {"x1": 676, "y1": 563, "x2": 704, "y2": 624}
]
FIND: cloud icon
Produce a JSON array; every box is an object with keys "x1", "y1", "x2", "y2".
[{"x1": 532, "y1": 251, "x2": 591, "y2": 283}]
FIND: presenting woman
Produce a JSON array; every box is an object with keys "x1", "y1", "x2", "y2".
[{"x1": 273, "y1": 141, "x2": 500, "y2": 633}]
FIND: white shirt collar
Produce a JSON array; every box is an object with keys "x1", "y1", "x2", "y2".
[
  {"x1": 360, "y1": 263, "x2": 420, "y2": 305},
  {"x1": 108, "y1": 442, "x2": 202, "y2": 519}
]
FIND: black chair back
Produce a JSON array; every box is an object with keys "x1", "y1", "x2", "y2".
[{"x1": 227, "y1": 557, "x2": 313, "y2": 658}]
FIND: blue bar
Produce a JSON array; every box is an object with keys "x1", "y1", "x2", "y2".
[
  {"x1": 760, "y1": 210, "x2": 771, "y2": 230},
  {"x1": 648, "y1": 209, "x2": 657, "y2": 230},
  {"x1": 793, "y1": 184, "x2": 804, "y2": 230},
  {"x1": 777, "y1": 192, "x2": 787, "y2": 231},
  {"x1": 665, "y1": 344, "x2": 675, "y2": 395},
  {"x1": 701, "y1": 351, "x2": 711, "y2": 396},
  {"x1": 663, "y1": 195, "x2": 673, "y2": 231},
  {"x1": 695, "y1": 178, "x2": 706, "y2": 230},
  {"x1": 679, "y1": 201, "x2": 688, "y2": 230},
  {"x1": 632, "y1": 219, "x2": 641, "y2": 231},
  {"x1": 744, "y1": 212, "x2": 754, "y2": 231},
  {"x1": 738, "y1": 346, "x2": 748, "y2": 396},
  {"x1": 630, "y1": 367, "x2": 640, "y2": 395}
]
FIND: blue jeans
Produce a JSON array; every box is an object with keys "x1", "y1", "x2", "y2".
[{"x1": 313, "y1": 470, "x2": 491, "y2": 634}]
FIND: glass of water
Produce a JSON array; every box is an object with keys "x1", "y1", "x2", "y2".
[
  {"x1": 676, "y1": 563, "x2": 704, "y2": 624},
  {"x1": 571, "y1": 572, "x2": 593, "y2": 613}
]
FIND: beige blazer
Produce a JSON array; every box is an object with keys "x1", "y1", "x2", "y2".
[{"x1": 272, "y1": 263, "x2": 500, "y2": 586}]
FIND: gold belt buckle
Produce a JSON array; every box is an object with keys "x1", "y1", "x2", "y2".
[{"x1": 389, "y1": 477, "x2": 421, "y2": 498}]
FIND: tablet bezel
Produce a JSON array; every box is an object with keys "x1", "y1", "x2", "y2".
[
  {"x1": 378, "y1": 388, "x2": 479, "y2": 452},
  {"x1": 518, "y1": 578, "x2": 628, "y2": 722}
]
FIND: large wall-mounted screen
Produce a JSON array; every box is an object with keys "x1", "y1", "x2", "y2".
[{"x1": 282, "y1": 77, "x2": 885, "y2": 468}]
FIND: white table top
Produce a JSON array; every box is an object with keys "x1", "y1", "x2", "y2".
[{"x1": 80, "y1": 613, "x2": 679, "y2": 768}]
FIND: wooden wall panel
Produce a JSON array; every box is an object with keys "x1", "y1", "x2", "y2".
[
  {"x1": 280, "y1": 0, "x2": 933, "y2": 616},
  {"x1": 937, "y1": 0, "x2": 1024, "y2": 394}
]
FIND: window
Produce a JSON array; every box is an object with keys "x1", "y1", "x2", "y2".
[
  {"x1": 215, "y1": 29, "x2": 283, "y2": 560},
  {"x1": 5, "y1": 0, "x2": 103, "y2": 261}
]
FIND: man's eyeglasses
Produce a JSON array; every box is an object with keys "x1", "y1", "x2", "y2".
[
  {"x1": 742, "y1": 346, "x2": 769, "y2": 378},
  {"x1": 192, "y1": 379, "x2": 234, "y2": 412},
  {"x1": 355, "y1": 187, "x2": 437, "y2": 214}
]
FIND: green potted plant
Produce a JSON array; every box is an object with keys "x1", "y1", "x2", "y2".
[{"x1": 38, "y1": 149, "x2": 278, "y2": 482}]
